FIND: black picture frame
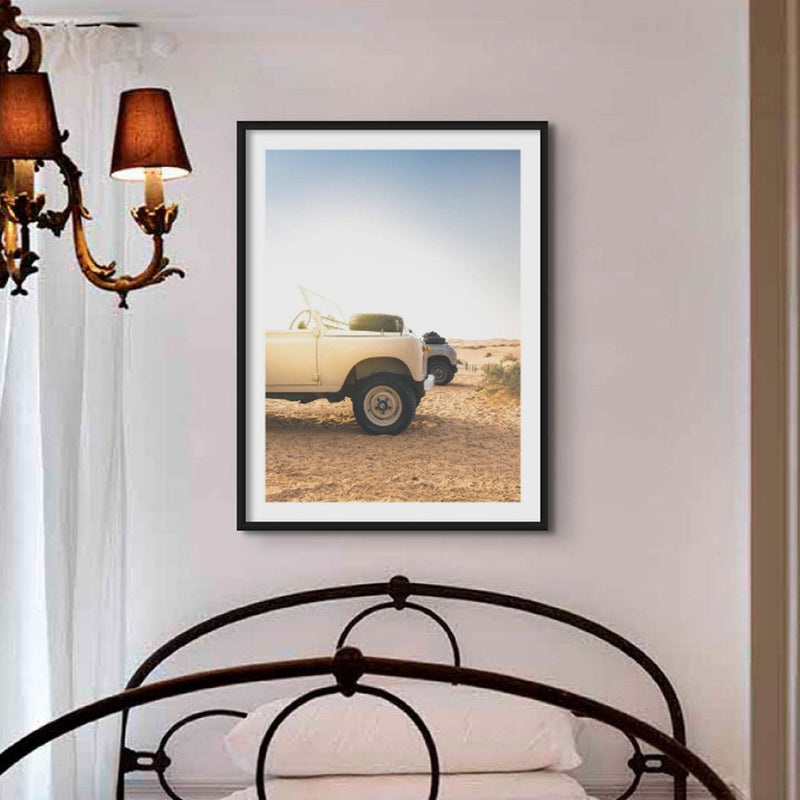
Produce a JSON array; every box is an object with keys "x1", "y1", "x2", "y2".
[{"x1": 237, "y1": 121, "x2": 548, "y2": 531}]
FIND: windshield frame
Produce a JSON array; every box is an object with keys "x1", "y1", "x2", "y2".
[{"x1": 299, "y1": 285, "x2": 349, "y2": 331}]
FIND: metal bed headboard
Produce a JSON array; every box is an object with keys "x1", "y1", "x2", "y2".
[
  {"x1": 117, "y1": 575, "x2": 687, "y2": 800},
  {"x1": 0, "y1": 576, "x2": 732, "y2": 800}
]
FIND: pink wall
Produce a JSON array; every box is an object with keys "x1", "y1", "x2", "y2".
[{"x1": 122, "y1": 1, "x2": 750, "y2": 791}]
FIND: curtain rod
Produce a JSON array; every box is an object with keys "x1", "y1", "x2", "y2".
[{"x1": 31, "y1": 21, "x2": 140, "y2": 28}]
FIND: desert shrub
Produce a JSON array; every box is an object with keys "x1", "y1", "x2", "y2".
[
  {"x1": 480, "y1": 360, "x2": 521, "y2": 397},
  {"x1": 484, "y1": 351, "x2": 492, "y2": 358},
  {"x1": 501, "y1": 353, "x2": 519, "y2": 363}
]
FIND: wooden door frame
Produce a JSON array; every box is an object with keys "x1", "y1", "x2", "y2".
[{"x1": 750, "y1": 1, "x2": 799, "y2": 799}]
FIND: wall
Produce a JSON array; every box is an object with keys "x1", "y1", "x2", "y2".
[{"x1": 123, "y1": 0, "x2": 750, "y2": 792}]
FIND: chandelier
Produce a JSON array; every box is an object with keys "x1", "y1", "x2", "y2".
[{"x1": 0, "y1": 0, "x2": 190, "y2": 308}]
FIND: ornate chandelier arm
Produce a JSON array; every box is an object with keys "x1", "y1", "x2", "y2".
[
  {"x1": 1, "y1": 157, "x2": 41, "y2": 294},
  {"x1": 37, "y1": 143, "x2": 92, "y2": 236},
  {"x1": 0, "y1": 0, "x2": 41, "y2": 73},
  {"x1": 43, "y1": 152, "x2": 185, "y2": 309}
]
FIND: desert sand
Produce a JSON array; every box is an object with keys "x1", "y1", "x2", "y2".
[{"x1": 265, "y1": 340, "x2": 521, "y2": 503}]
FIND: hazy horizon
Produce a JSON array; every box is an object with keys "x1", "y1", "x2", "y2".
[{"x1": 262, "y1": 149, "x2": 521, "y2": 340}]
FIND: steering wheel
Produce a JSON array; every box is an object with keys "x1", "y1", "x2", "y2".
[{"x1": 289, "y1": 309, "x2": 312, "y2": 330}]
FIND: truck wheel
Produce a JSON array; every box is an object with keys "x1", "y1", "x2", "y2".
[
  {"x1": 353, "y1": 373, "x2": 417, "y2": 435},
  {"x1": 429, "y1": 358, "x2": 454, "y2": 385},
  {"x1": 349, "y1": 313, "x2": 404, "y2": 333}
]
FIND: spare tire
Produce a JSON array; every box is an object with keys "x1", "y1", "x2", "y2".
[{"x1": 349, "y1": 313, "x2": 404, "y2": 332}]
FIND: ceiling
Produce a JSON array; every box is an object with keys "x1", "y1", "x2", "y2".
[{"x1": 18, "y1": 0, "x2": 506, "y2": 34}]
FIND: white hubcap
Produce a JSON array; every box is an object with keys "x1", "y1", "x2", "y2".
[{"x1": 364, "y1": 385, "x2": 403, "y2": 426}]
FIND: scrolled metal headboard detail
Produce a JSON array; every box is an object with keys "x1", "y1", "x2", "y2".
[
  {"x1": 336, "y1": 599, "x2": 462, "y2": 668},
  {"x1": 253, "y1": 665, "x2": 441, "y2": 800},
  {"x1": 0, "y1": 576, "x2": 715, "y2": 800},
  {"x1": 140, "y1": 709, "x2": 247, "y2": 800}
]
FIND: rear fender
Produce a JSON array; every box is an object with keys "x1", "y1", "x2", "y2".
[
  {"x1": 354, "y1": 357, "x2": 412, "y2": 382},
  {"x1": 340, "y1": 358, "x2": 413, "y2": 397}
]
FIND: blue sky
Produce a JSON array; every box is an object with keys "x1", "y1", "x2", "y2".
[{"x1": 263, "y1": 149, "x2": 520, "y2": 339}]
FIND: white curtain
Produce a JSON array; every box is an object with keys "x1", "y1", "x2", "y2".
[{"x1": 0, "y1": 25, "x2": 169, "y2": 800}]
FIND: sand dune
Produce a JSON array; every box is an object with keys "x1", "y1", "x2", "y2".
[{"x1": 265, "y1": 340, "x2": 521, "y2": 503}]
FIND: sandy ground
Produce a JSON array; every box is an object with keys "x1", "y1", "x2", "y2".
[{"x1": 265, "y1": 340, "x2": 521, "y2": 503}]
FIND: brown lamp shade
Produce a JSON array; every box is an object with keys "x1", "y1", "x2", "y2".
[
  {"x1": 0, "y1": 72, "x2": 62, "y2": 160},
  {"x1": 110, "y1": 88, "x2": 191, "y2": 181}
]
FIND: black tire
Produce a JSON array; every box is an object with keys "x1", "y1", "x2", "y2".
[
  {"x1": 349, "y1": 313, "x2": 404, "y2": 333},
  {"x1": 352, "y1": 373, "x2": 417, "y2": 435},
  {"x1": 428, "y1": 357, "x2": 454, "y2": 386}
]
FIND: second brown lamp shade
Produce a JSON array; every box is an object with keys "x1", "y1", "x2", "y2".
[{"x1": 110, "y1": 88, "x2": 191, "y2": 181}]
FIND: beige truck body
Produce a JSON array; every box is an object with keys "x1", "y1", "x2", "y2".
[
  {"x1": 265, "y1": 328, "x2": 428, "y2": 392},
  {"x1": 264, "y1": 287, "x2": 433, "y2": 435}
]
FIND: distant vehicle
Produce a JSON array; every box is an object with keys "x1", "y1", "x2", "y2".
[
  {"x1": 422, "y1": 331, "x2": 458, "y2": 385},
  {"x1": 265, "y1": 287, "x2": 434, "y2": 435}
]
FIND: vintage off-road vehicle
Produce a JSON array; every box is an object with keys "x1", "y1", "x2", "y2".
[
  {"x1": 265, "y1": 287, "x2": 434, "y2": 435},
  {"x1": 422, "y1": 331, "x2": 459, "y2": 385}
]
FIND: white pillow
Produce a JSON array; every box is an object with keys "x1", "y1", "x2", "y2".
[
  {"x1": 224, "y1": 683, "x2": 581, "y2": 776},
  {"x1": 218, "y1": 772, "x2": 591, "y2": 800}
]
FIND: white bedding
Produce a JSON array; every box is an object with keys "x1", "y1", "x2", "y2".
[
  {"x1": 225, "y1": 684, "x2": 581, "y2": 776},
  {"x1": 219, "y1": 771, "x2": 597, "y2": 800}
]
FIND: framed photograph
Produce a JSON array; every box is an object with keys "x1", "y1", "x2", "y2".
[{"x1": 237, "y1": 122, "x2": 548, "y2": 531}]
